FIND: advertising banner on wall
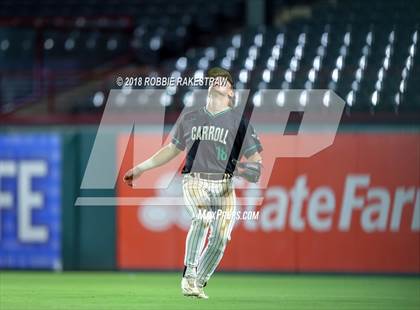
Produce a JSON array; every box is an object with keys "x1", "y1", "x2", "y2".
[
  {"x1": 0, "y1": 134, "x2": 62, "y2": 269},
  {"x1": 117, "y1": 132, "x2": 420, "y2": 273}
]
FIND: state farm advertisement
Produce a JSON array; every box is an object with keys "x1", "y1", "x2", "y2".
[{"x1": 117, "y1": 132, "x2": 420, "y2": 273}]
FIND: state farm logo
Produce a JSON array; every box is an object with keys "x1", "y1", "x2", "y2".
[{"x1": 137, "y1": 174, "x2": 420, "y2": 233}]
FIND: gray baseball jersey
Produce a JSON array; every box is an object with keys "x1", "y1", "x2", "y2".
[{"x1": 171, "y1": 106, "x2": 263, "y2": 174}]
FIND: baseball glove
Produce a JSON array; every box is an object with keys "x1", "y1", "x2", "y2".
[{"x1": 233, "y1": 160, "x2": 262, "y2": 183}]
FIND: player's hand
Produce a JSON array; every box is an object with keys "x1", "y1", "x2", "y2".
[{"x1": 123, "y1": 167, "x2": 142, "y2": 187}]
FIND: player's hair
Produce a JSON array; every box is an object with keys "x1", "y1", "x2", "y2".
[{"x1": 207, "y1": 67, "x2": 234, "y2": 87}]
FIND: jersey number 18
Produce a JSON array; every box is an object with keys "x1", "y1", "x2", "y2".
[{"x1": 215, "y1": 146, "x2": 228, "y2": 161}]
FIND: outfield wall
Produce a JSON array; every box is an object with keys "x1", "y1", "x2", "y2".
[
  {"x1": 0, "y1": 126, "x2": 419, "y2": 273},
  {"x1": 0, "y1": 128, "x2": 116, "y2": 270}
]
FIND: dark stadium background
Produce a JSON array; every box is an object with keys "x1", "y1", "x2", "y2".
[{"x1": 0, "y1": 1, "x2": 419, "y2": 309}]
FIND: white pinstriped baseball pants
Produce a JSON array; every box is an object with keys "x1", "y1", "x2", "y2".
[{"x1": 182, "y1": 173, "x2": 237, "y2": 286}]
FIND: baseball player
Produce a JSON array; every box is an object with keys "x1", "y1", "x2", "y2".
[{"x1": 123, "y1": 67, "x2": 263, "y2": 299}]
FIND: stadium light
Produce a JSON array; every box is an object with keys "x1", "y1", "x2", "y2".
[
  {"x1": 339, "y1": 45, "x2": 347, "y2": 56},
  {"x1": 122, "y1": 85, "x2": 132, "y2": 95},
  {"x1": 232, "y1": 34, "x2": 241, "y2": 48},
  {"x1": 235, "y1": 81, "x2": 244, "y2": 89},
  {"x1": 272, "y1": 44, "x2": 281, "y2": 59},
  {"x1": 355, "y1": 68, "x2": 363, "y2": 82},
  {"x1": 290, "y1": 57, "x2": 299, "y2": 71},
  {"x1": 323, "y1": 90, "x2": 331, "y2": 107},
  {"x1": 221, "y1": 57, "x2": 232, "y2": 70},
  {"x1": 406, "y1": 54, "x2": 413, "y2": 71},
  {"x1": 385, "y1": 44, "x2": 392, "y2": 58},
  {"x1": 366, "y1": 31, "x2": 373, "y2": 46},
  {"x1": 198, "y1": 57, "x2": 209, "y2": 70},
  {"x1": 285, "y1": 69, "x2": 293, "y2": 83},
  {"x1": 371, "y1": 90, "x2": 378, "y2": 106},
  {"x1": 254, "y1": 33, "x2": 263, "y2": 47},
  {"x1": 295, "y1": 45, "x2": 304, "y2": 60},
  {"x1": 248, "y1": 45, "x2": 258, "y2": 60},
  {"x1": 64, "y1": 38, "x2": 75, "y2": 50},
  {"x1": 405, "y1": 56, "x2": 413, "y2": 69},
  {"x1": 359, "y1": 55, "x2": 367, "y2": 70},
  {"x1": 193, "y1": 69, "x2": 204, "y2": 80},
  {"x1": 252, "y1": 90, "x2": 262, "y2": 107},
  {"x1": 351, "y1": 81, "x2": 359, "y2": 92},
  {"x1": 160, "y1": 92, "x2": 173, "y2": 107},
  {"x1": 183, "y1": 91, "x2": 194, "y2": 107},
  {"x1": 321, "y1": 32, "x2": 329, "y2": 46},
  {"x1": 409, "y1": 44, "x2": 415, "y2": 57},
  {"x1": 395, "y1": 92, "x2": 401, "y2": 105},
  {"x1": 239, "y1": 69, "x2": 249, "y2": 83},
  {"x1": 176, "y1": 57, "x2": 187, "y2": 71},
  {"x1": 383, "y1": 57, "x2": 390, "y2": 70},
  {"x1": 149, "y1": 36, "x2": 161, "y2": 51},
  {"x1": 1, "y1": 39, "x2": 10, "y2": 51},
  {"x1": 171, "y1": 70, "x2": 181, "y2": 80},
  {"x1": 314, "y1": 56, "x2": 321, "y2": 70},
  {"x1": 402, "y1": 67, "x2": 408, "y2": 80},
  {"x1": 267, "y1": 57, "x2": 276, "y2": 71},
  {"x1": 346, "y1": 90, "x2": 354, "y2": 106},
  {"x1": 336, "y1": 55, "x2": 344, "y2": 70},
  {"x1": 44, "y1": 38, "x2": 54, "y2": 50},
  {"x1": 137, "y1": 92, "x2": 149, "y2": 105},
  {"x1": 412, "y1": 30, "x2": 418, "y2": 43},
  {"x1": 399, "y1": 80, "x2": 405, "y2": 93},
  {"x1": 92, "y1": 91, "x2": 105, "y2": 107},
  {"x1": 262, "y1": 69, "x2": 271, "y2": 83},
  {"x1": 298, "y1": 33, "x2": 306, "y2": 45},
  {"x1": 205, "y1": 47, "x2": 216, "y2": 60},
  {"x1": 166, "y1": 85, "x2": 177, "y2": 96},
  {"x1": 115, "y1": 93, "x2": 126, "y2": 106},
  {"x1": 362, "y1": 45, "x2": 370, "y2": 56},
  {"x1": 299, "y1": 90, "x2": 308, "y2": 106},
  {"x1": 226, "y1": 47, "x2": 237, "y2": 60},
  {"x1": 388, "y1": 30, "x2": 395, "y2": 43},
  {"x1": 107, "y1": 38, "x2": 118, "y2": 51},
  {"x1": 276, "y1": 33, "x2": 285, "y2": 46},
  {"x1": 308, "y1": 68, "x2": 316, "y2": 83},
  {"x1": 318, "y1": 45, "x2": 326, "y2": 57},
  {"x1": 377, "y1": 68, "x2": 384, "y2": 82},
  {"x1": 304, "y1": 81, "x2": 312, "y2": 90},
  {"x1": 244, "y1": 58, "x2": 255, "y2": 71},
  {"x1": 281, "y1": 81, "x2": 290, "y2": 89},
  {"x1": 344, "y1": 31, "x2": 351, "y2": 46},
  {"x1": 276, "y1": 90, "x2": 285, "y2": 107},
  {"x1": 332, "y1": 68, "x2": 339, "y2": 83}
]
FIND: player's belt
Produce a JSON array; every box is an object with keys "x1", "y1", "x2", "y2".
[{"x1": 189, "y1": 172, "x2": 233, "y2": 180}]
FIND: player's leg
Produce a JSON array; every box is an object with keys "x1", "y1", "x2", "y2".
[
  {"x1": 196, "y1": 180, "x2": 236, "y2": 288},
  {"x1": 182, "y1": 176, "x2": 211, "y2": 279}
]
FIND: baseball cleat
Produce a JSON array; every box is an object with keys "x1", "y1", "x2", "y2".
[
  {"x1": 196, "y1": 286, "x2": 209, "y2": 299},
  {"x1": 181, "y1": 277, "x2": 199, "y2": 297}
]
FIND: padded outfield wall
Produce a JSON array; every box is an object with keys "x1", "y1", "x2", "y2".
[{"x1": 0, "y1": 125, "x2": 419, "y2": 273}]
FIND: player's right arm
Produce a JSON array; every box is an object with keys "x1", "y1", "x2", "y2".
[{"x1": 123, "y1": 142, "x2": 181, "y2": 186}]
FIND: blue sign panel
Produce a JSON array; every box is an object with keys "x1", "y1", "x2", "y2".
[{"x1": 0, "y1": 134, "x2": 61, "y2": 269}]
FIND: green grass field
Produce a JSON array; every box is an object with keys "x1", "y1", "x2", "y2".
[{"x1": 1, "y1": 272, "x2": 419, "y2": 310}]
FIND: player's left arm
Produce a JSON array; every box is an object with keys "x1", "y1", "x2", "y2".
[
  {"x1": 240, "y1": 120, "x2": 263, "y2": 163},
  {"x1": 234, "y1": 119, "x2": 263, "y2": 182},
  {"x1": 246, "y1": 151, "x2": 262, "y2": 163}
]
